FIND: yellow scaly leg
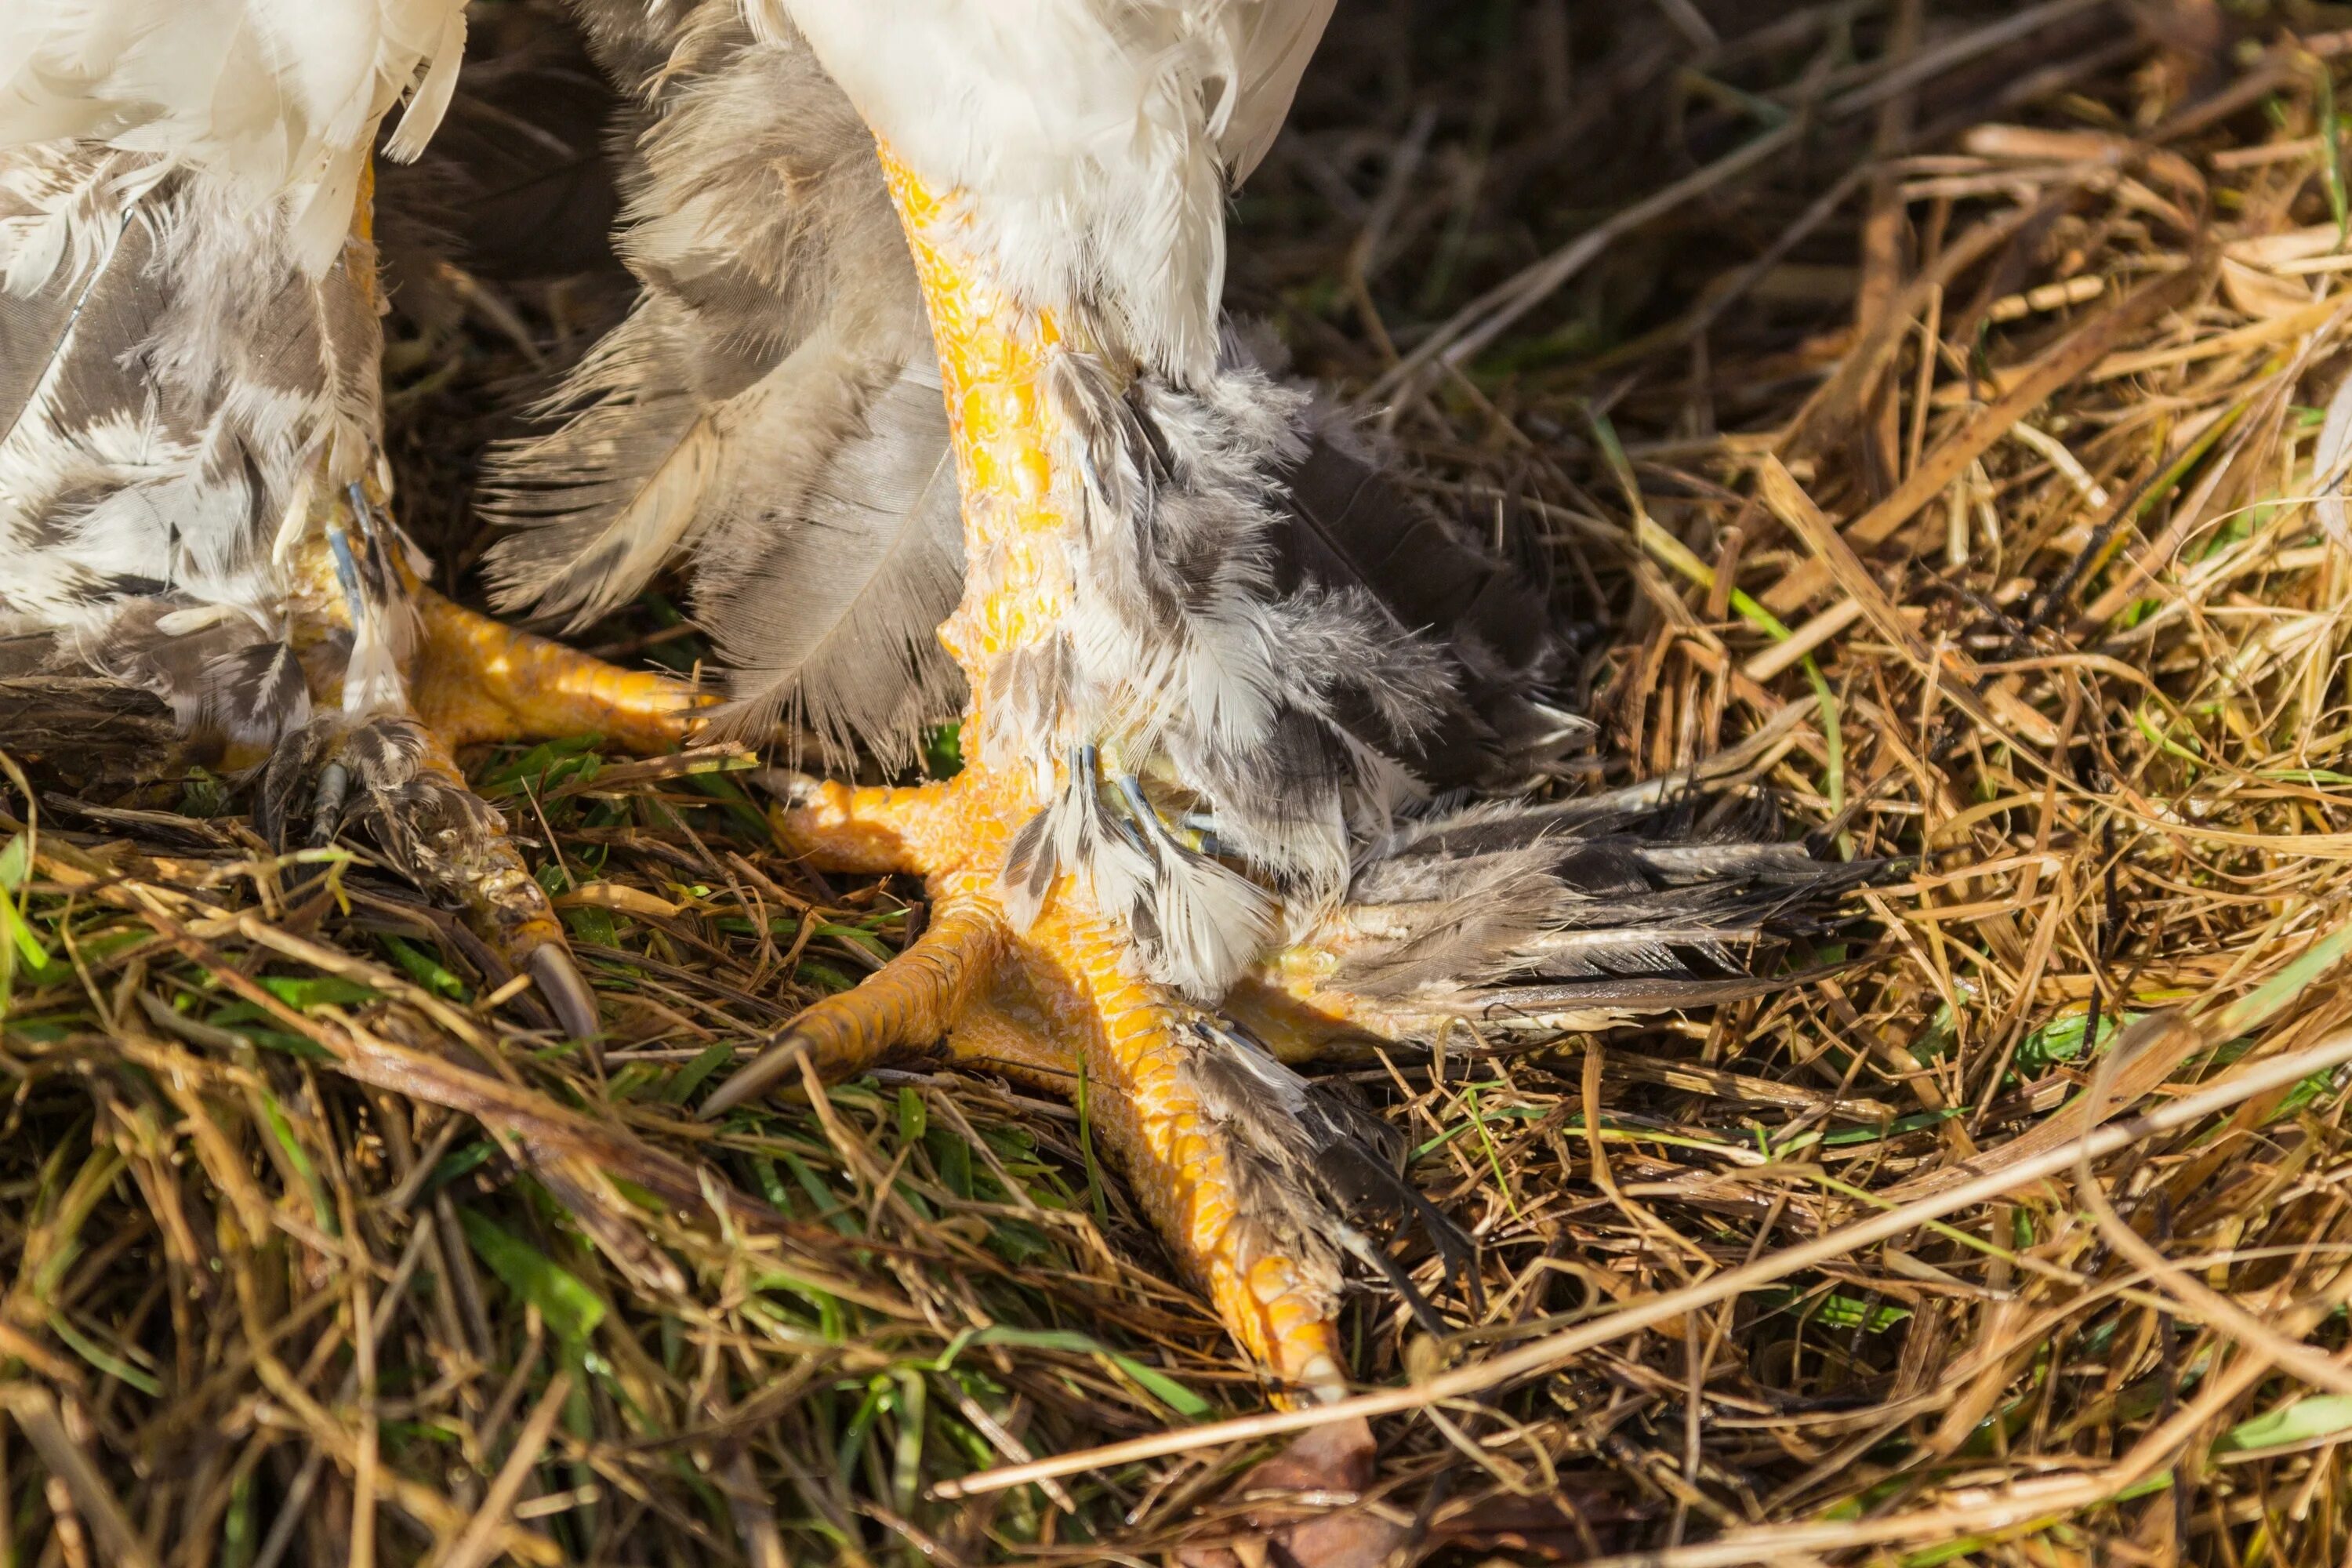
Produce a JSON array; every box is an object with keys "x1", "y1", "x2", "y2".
[
  {"x1": 702, "y1": 151, "x2": 1367, "y2": 1424},
  {"x1": 408, "y1": 586, "x2": 706, "y2": 753}
]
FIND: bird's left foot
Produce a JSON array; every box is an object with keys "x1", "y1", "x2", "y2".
[
  {"x1": 257, "y1": 710, "x2": 603, "y2": 1040},
  {"x1": 700, "y1": 764, "x2": 1456, "y2": 1559}
]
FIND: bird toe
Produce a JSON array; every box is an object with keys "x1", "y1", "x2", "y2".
[{"x1": 256, "y1": 711, "x2": 608, "y2": 1060}]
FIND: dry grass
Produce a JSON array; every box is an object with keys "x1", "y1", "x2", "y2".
[{"x1": 15, "y1": 0, "x2": 2352, "y2": 1563}]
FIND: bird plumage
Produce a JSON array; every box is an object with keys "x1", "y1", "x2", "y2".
[
  {"x1": 0, "y1": 3, "x2": 1876, "y2": 1515},
  {"x1": 481, "y1": 2, "x2": 966, "y2": 768},
  {"x1": 0, "y1": 0, "x2": 468, "y2": 271},
  {"x1": 470, "y1": 6, "x2": 1871, "y2": 1381},
  {"x1": 483, "y1": 6, "x2": 1606, "y2": 1000},
  {"x1": 0, "y1": 0, "x2": 480, "y2": 735},
  {"x1": 758, "y1": 0, "x2": 1334, "y2": 382},
  {"x1": 0, "y1": 138, "x2": 379, "y2": 741}
]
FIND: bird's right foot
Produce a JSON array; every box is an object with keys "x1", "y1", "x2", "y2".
[
  {"x1": 259, "y1": 494, "x2": 711, "y2": 1058},
  {"x1": 254, "y1": 711, "x2": 604, "y2": 1045}
]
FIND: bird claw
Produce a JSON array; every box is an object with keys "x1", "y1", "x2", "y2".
[
  {"x1": 256, "y1": 712, "x2": 606, "y2": 1060},
  {"x1": 306, "y1": 759, "x2": 352, "y2": 849},
  {"x1": 695, "y1": 1026, "x2": 813, "y2": 1119},
  {"x1": 699, "y1": 898, "x2": 1007, "y2": 1118},
  {"x1": 524, "y1": 942, "x2": 601, "y2": 1050}
]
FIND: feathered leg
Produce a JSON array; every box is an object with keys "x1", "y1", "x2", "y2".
[
  {"x1": 249, "y1": 165, "x2": 708, "y2": 1051},
  {"x1": 695, "y1": 158, "x2": 1423, "y2": 1567}
]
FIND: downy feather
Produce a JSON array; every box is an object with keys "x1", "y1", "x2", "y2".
[{"x1": 481, "y1": 5, "x2": 966, "y2": 767}]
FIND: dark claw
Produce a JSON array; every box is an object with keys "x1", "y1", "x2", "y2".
[
  {"x1": 696, "y1": 1029, "x2": 812, "y2": 1120},
  {"x1": 307, "y1": 759, "x2": 351, "y2": 849},
  {"x1": 747, "y1": 768, "x2": 822, "y2": 808},
  {"x1": 524, "y1": 944, "x2": 604, "y2": 1065}
]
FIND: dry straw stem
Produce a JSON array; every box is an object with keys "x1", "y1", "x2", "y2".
[{"x1": 937, "y1": 1004, "x2": 2352, "y2": 1496}]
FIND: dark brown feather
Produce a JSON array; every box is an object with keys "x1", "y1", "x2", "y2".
[
  {"x1": 0, "y1": 674, "x2": 180, "y2": 784},
  {"x1": 1271, "y1": 413, "x2": 1577, "y2": 791}
]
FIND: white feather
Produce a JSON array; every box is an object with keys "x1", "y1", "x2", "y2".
[
  {"x1": 761, "y1": 0, "x2": 1333, "y2": 381},
  {"x1": 1, "y1": 143, "x2": 379, "y2": 668},
  {"x1": 1145, "y1": 847, "x2": 1277, "y2": 996},
  {"x1": 0, "y1": 0, "x2": 470, "y2": 273}
]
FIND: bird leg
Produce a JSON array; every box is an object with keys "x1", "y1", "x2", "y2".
[
  {"x1": 737, "y1": 770, "x2": 1356, "y2": 1397},
  {"x1": 238, "y1": 163, "x2": 712, "y2": 1050},
  {"x1": 700, "y1": 893, "x2": 1011, "y2": 1105},
  {"x1": 703, "y1": 151, "x2": 1399, "y2": 1472},
  {"x1": 326, "y1": 162, "x2": 708, "y2": 760},
  {"x1": 258, "y1": 705, "x2": 601, "y2": 1040}
]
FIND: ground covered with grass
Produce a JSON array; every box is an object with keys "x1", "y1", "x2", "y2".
[{"x1": 14, "y1": 1, "x2": 2352, "y2": 1563}]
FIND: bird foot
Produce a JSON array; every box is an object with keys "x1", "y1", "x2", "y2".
[
  {"x1": 713, "y1": 764, "x2": 1362, "y2": 1394},
  {"x1": 256, "y1": 713, "x2": 602, "y2": 1048},
  {"x1": 267, "y1": 519, "x2": 710, "y2": 1054},
  {"x1": 698, "y1": 896, "x2": 1012, "y2": 1112},
  {"x1": 705, "y1": 761, "x2": 1469, "y2": 1556},
  {"x1": 710, "y1": 766, "x2": 1411, "y2": 1552}
]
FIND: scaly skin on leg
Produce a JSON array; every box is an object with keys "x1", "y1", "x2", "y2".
[
  {"x1": 701, "y1": 898, "x2": 1010, "y2": 1110},
  {"x1": 1027, "y1": 901, "x2": 1348, "y2": 1391},
  {"x1": 400, "y1": 720, "x2": 603, "y2": 1042},
  {"x1": 409, "y1": 587, "x2": 706, "y2": 753},
  {"x1": 716, "y1": 149, "x2": 1356, "y2": 1404}
]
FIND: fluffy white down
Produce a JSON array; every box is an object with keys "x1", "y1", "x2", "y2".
[
  {"x1": 764, "y1": 0, "x2": 1334, "y2": 381},
  {"x1": 0, "y1": 0, "x2": 468, "y2": 271}
]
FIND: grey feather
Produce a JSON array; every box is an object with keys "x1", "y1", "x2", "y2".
[
  {"x1": 1177, "y1": 1014, "x2": 1473, "y2": 1327},
  {"x1": 479, "y1": 5, "x2": 964, "y2": 765},
  {"x1": 1271, "y1": 397, "x2": 1584, "y2": 789},
  {"x1": 1327, "y1": 791, "x2": 1883, "y2": 1013},
  {"x1": 0, "y1": 158, "x2": 149, "y2": 456},
  {"x1": 697, "y1": 362, "x2": 964, "y2": 761},
  {"x1": 1034, "y1": 352, "x2": 1479, "y2": 989},
  {"x1": 72, "y1": 599, "x2": 313, "y2": 746},
  {"x1": 479, "y1": 292, "x2": 727, "y2": 627}
]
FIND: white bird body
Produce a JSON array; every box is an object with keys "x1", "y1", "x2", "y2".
[
  {"x1": 0, "y1": 0, "x2": 467, "y2": 269},
  {"x1": 765, "y1": 0, "x2": 1334, "y2": 379}
]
